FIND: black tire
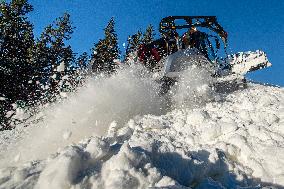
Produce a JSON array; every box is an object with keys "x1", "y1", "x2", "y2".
[{"x1": 159, "y1": 77, "x2": 177, "y2": 95}]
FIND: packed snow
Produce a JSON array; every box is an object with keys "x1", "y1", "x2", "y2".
[
  {"x1": 0, "y1": 62, "x2": 283, "y2": 189},
  {"x1": 228, "y1": 50, "x2": 272, "y2": 75}
]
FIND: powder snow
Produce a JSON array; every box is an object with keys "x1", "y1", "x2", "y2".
[{"x1": 0, "y1": 63, "x2": 283, "y2": 189}]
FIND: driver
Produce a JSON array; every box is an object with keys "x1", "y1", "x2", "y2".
[
  {"x1": 163, "y1": 29, "x2": 179, "y2": 54},
  {"x1": 182, "y1": 27, "x2": 208, "y2": 58}
]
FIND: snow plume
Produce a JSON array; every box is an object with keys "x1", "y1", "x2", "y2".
[
  {"x1": 1, "y1": 64, "x2": 165, "y2": 166},
  {"x1": 171, "y1": 64, "x2": 216, "y2": 109}
]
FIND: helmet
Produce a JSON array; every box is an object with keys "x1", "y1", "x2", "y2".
[{"x1": 190, "y1": 27, "x2": 197, "y2": 32}]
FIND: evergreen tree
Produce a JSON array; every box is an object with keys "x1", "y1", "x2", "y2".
[
  {"x1": 124, "y1": 30, "x2": 142, "y2": 62},
  {"x1": 124, "y1": 25, "x2": 155, "y2": 63},
  {"x1": 0, "y1": 0, "x2": 38, "y2": 129},
  {"x1": 76, "y1": 52, "x2": 89, "y2": 69},
  {"x1": 0, "y1": 0, "x2": 35, "y2": 103},
  {"x1": 34, "y1": 13, "x2": 74, "y2": 74},
  {"x1": 0, "y1": 1, "x2": 83, "y2": 129},
  {"x1": 32, "y1": 13, "x2": 75, "y2": 95},
  {"x1": 66, "y1": 52, "x2": 90, "y2": 88},
  {"x1": 91, "y1": 18, "x2": 120, "y2": 74},
  {"x1": 142, "y1": 24, "x2": 155, "y2": 44}
]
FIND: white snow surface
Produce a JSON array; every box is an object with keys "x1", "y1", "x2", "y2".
[
  {"x1": 228, "y1": 50, "x2": 271, "y2": 75},
  {"x1": 0, "y1": 64, "x2": 284, "y2": 189}
]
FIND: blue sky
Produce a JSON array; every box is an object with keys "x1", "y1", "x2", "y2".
[{"x1": 28, "y1": 0, "x2": 284, "y2": 86}]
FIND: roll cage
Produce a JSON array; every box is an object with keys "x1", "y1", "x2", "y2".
[{"x1": 159, "y1": 16, "x2": 228, "y2": 47}]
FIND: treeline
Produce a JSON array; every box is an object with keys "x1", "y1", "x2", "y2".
[{"x1": 0, "y1": 0, "x2": 155, "y2": 130}]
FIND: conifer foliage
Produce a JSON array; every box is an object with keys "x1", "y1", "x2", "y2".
[
  {"x1": 0, "y1": 1, "x2": 82, "y2": 130},
  {"x1": 34, "y1": 13, "x2": 74, "y2": 75},
  {"x1": 0, "y1": 0, "x2": 35, "y2": 103},
  {"x1": 125, "y1": 30, "x2": 142, "y2": 63},
  {"x1": 0, "y1": 0, "x2": 156, "y2": 130},
  {"x1": 0, "y1": 0, "x2": 35, "y2": 129},
  {"x1": 33, "y1": 12, "x2": 75, "y2": 97},
  {"x1": 142, "y1": 24, "x2": 155, "y2": 44},
  {"x1": 91, "y1": 18, "x2": 120, "y2": 74},
  {"x1": 76, "y1": 52, "x2": 89, "y2": 70},
  {"x1": 124, "y1": 24, "x2": 155, "y2": 63}
]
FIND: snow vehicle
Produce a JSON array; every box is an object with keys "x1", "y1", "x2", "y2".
[
  {"x1": 138, "y1": 16, "x2": 228, "y2": 67},
  {"x1": 137, "y1": 16, "x2": 271, "y2": 93}
]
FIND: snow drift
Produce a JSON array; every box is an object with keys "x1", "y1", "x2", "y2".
[{"x1": 0, "y1": 62, "x2": 283, "y2": 188}]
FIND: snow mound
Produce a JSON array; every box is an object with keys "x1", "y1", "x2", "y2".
[{"x1": 0, "y1": 83, "x2": 283, "y2": 189}]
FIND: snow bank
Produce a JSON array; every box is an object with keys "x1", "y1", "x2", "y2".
[
  {"x1": 1, "y1": 63, "x2": 216, "y2": 167},
  {"x1": 0, "y1": 82, "x2": 283, "y2": 189}
]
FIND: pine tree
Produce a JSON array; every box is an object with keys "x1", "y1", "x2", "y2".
[
  {"x1": 34, "y1": 13, "x2": 74, "y2": 74},
  {"x1": 76, "y1": 52, "x2": 89, "y2": 69},
  {"x1": 32, "y1": 13, "x2": 75, "y2": 95},
  {"x1": 142, "y1": 24, "x2": 155, "y2": 44},
  {"x1": 124, "y1": 25, "x2": 155, "y2": 63},
  {"x1": 124, "y1": 30, "x2": 142, "y2": 63},
  {"x1": 0, "y1": 0, "x2": 35, "y2": 103},
  {"x1": 0, "y1": 0, "x2": 38, "y2": 130},
  {"x1": 67, "y1": 52, "x2": 90, "y2": 88},
  {"x1": 0, "y1": 1, "x2": 82, "y2": 129},
  {"x1": 91, "y1": 18, "x2": 120, "y2": 74}
]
